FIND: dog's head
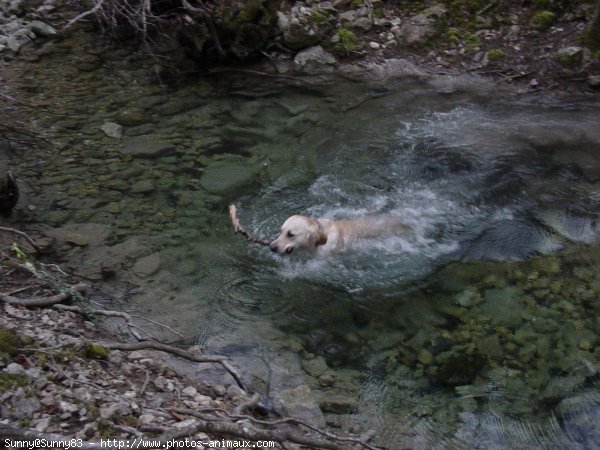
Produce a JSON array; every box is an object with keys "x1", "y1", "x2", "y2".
[{"x1": 270, "y1": 215, "x2": 327, "y2": 255}]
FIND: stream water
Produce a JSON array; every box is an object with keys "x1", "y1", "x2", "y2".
[{"x1": 3, "y1": 33, "x2": 600, "y2": 449}]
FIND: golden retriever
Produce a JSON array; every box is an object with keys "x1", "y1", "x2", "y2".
[{"x1": 269, "y1": 214, "x2": 410, "y2": 256}]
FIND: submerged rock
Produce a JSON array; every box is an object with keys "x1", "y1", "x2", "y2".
[
  {"x1": 100, "y1": 122, "x2": 123, "y2": 139},
  {"x1": 479, "y1": 287, "x2": 524, "y2": 328},
  {"x1": 121, "y1": 137, "x2": 175, "y2": 159},
  {"x1": 275, "y1": 384, "x2": 326, "y2": 428},
  {"x1": 132, "y1": 253, "x2": 161, "y2": 278},
  {"x1": 199, "y1": 164, "x2": 258, "y2": 195}
]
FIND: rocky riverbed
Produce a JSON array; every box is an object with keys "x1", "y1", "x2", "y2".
[{"x1": 2, "y1": 0, "x2": 600, "y2": 449}]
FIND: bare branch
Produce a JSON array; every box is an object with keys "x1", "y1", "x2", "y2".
[
  {"x1": 64, "y1": 0, "x2": 106, "y2": 29},
  {"x1": 228, "y1": 204, "x2": 271, "y2": 246}
]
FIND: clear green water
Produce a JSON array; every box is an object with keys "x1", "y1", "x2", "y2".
[{"x1": 3, "y1": 35, "x2": 600, "y2": 448}]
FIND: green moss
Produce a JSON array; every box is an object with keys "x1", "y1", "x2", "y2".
[
  {"x1": 446, "y1": 28, "x2": 462, "y2": 46},
  {"x1": 97, "y1": 421, "x2": 113, "y2": 438},
  {"x1": 309, "y1": 10, "x2": 330, "y2": 26},
  {"x1": 336, "y1": 28, "x2": 360, "y2": 55},
  {"x1": 531, "y1": 11, "x2": 556, "y2": 30},
  {"x1": 350, "y1": 0, "x2": 363, "y2": 7},
  {"x1": 85, "y1": 343, "x2": 109, "y2": 360},
  {"x1": 0, "y1": 328, "x2": 19, "y2": 357},
  {"x1": 465, "y1": 33, "x2": 480, "y2": 50},
  {"x1": 487, "y1": 48, "x2": 505, "y2": 59},
  {"x1": 0, "y1": 372, "x2": 29, "y2": 393}
]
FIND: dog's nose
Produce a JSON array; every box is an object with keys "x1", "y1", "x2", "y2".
[{"x1": 269, "y1": 243, "x2": 278, "y2": 253}]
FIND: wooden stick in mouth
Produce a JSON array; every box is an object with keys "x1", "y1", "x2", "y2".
[{"x1": 228, "y1": 204, "x2": 271, "y2": 246}]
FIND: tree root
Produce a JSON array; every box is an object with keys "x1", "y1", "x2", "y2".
[
  {"x1": 94, "y1": 340, "x2": 247, "y2": 392},
  {"x1": 173, "y1": 407, "x2": 379, "y2": 450},
  {"x1": 0, "y1": 282, "x2": 88, "y2": 307},
  {"x1": 228, "y1": 204, "x2": 271, "y2": 246},
  {"x1": 0, "y1": 226, "x2": 41, "y2": 252}
]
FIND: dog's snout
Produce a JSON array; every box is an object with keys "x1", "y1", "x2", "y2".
[{"x1": 269, "y1": 243, "x2": 278, "y2": 253}]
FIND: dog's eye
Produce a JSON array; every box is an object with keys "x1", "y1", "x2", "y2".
[{"x1": 287, "y1": 231, "x2": 295, "y2": 238}]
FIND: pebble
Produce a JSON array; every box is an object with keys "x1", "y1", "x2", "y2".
[
  {"x1": 369, "y1": 41, "x2": 380, "y2": 50},
  {"x1": 5, "y1": 363, "x2": 26, "y2": 375}
]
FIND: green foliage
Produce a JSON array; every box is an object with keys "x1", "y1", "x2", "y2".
[
  {"x1": 531, "y1": 10, "x2": 556, "y2": 30},
  {"x1": 446, "y1": 27, "x2": 462, "y2": 46},
  {"x1": 0, "y1": 372, "x2": 28, "y2": 393},
  {"x1": 350, "y1": 0, "x2": 363, "y2": 7},
  {"x1": 85, "y1": 343, "x2": 109, "y2": 360},
  {"x1": 444, "y1": 28, "x2": 480, "y2": 50},
  {"x1": 584, "y1": 6, "x2": 600, "y2": 51},
  {"x1": 309, "y1": 10, "x2": 331, "y2": 26},
  {"x1": 531, "y1": 0, "x2": 575, "y2": 14},
  {"x1": 487, "y1": 48, "x2": 506, "y2": 59},
  {"x1": 465, "y1": 33, "x2": 480, "y2": 50},
  {"x1": 372, "y1": 7, "x2": 384, "y2": 19},
  {"x1": 337, "y1": 28, "x2": 360, "y2": 54}
]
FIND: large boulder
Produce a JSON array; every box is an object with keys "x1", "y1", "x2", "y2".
[
  {"x1": 396, "y1": 4, "x2": 447, "y2": 47},
  {"x1": 293, "y1": 45, "x2": 335, "y2": 72},
  {"x1": 277, "y1": 3, "x2": 336, "y2": 49}
]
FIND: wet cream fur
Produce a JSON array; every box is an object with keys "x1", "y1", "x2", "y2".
[{"x1": 269, "y1": 214, "x2": 410, "y2": 256}]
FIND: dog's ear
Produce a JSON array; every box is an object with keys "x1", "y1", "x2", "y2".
[{"x1": 315, "y1": 230, "x2": 327, "y2": 247}]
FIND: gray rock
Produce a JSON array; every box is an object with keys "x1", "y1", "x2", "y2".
[
  {"x1": 6, "y1": 35, "x2": 23, "y2": 53},
  {"x1": 294, "y1": 45, "x2": 335, "y2": 72},
  {"x1": 45, "y1": 223, "x2": 111, "y2": 247},
  {"x1": 100, "y1": 122, "x2": 123, "y2": 139},
  {"x1": 534, "y1": 211, "x2": 597, "y2": 243},
  {"x1": 132, "y1": 253, "x2": 161, "y2": 278},
  {"x1": 27, "y1": 21, "x2": 57, "y2": 37},
  {"x1": 9, "y1": 396, "x2": 40, "y2": 420},
  {"x1": 138, "y1": 414, "x2": 155, "y2": 426},
  {"x1": 319, "y1": 393, "x2": 357, "y2": 414},
  {"x1": 455, "y1": 288, "x2": 481, "y2": 307},
  {"x1": 555, "y1": 46, "x2": 583, "y2": 65},
  {"x1": 276, "y1": 385, "x2": 326, "y2": 428},
  {"x1": 278, "y1": 5, "x2": 336, "y2": 49},
  {"x1": 181, "y1": 386, "x2": 197, "y2": 397},
  {"x1": 130, "y1": 179, "x2": 155, "y2": 194},
  {"x1": 339, "y1": 10, "x2": 357, "y2": 23},
  {"x1": 5, "y1": 363, "x2": 26, "y2": 375},
  {"x1": 116, "y1": 108, "x2": 151, "y2": 126},
  {"x1": 121, "y1": 137, "x2": 175, "y2": 158},
  {"x1": 352, "y1": 17, "x2": 373, "y2": 31},
  {"x1": 396, "y1": 4, "x2": 447, "y2": 46},
  {"x1": 301, "y1": 357, "x2": 329, "y2": 378},
  {"x1": 587, "y1": 75, "x2": 600, "y2": 88},
  {"x1": 479, "y1": 287, "x2": 524, "y2": 327},
  {"x1": 99, "y1": 402, "x2": 132, "y2": 419},
  {"x1": 199, "y1": 164, "x2": 257, "y2": 195},
  {"x1": 34, "y1": 417, "x2": 51, "y2": 432}
]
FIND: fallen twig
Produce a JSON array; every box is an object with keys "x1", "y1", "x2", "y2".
[
  {"x1": 95, "y1": 340, "x2": 247, "y2": 392},
  {"x1": 228, "y1": 204, "x2": 271, "y2": 246}
]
